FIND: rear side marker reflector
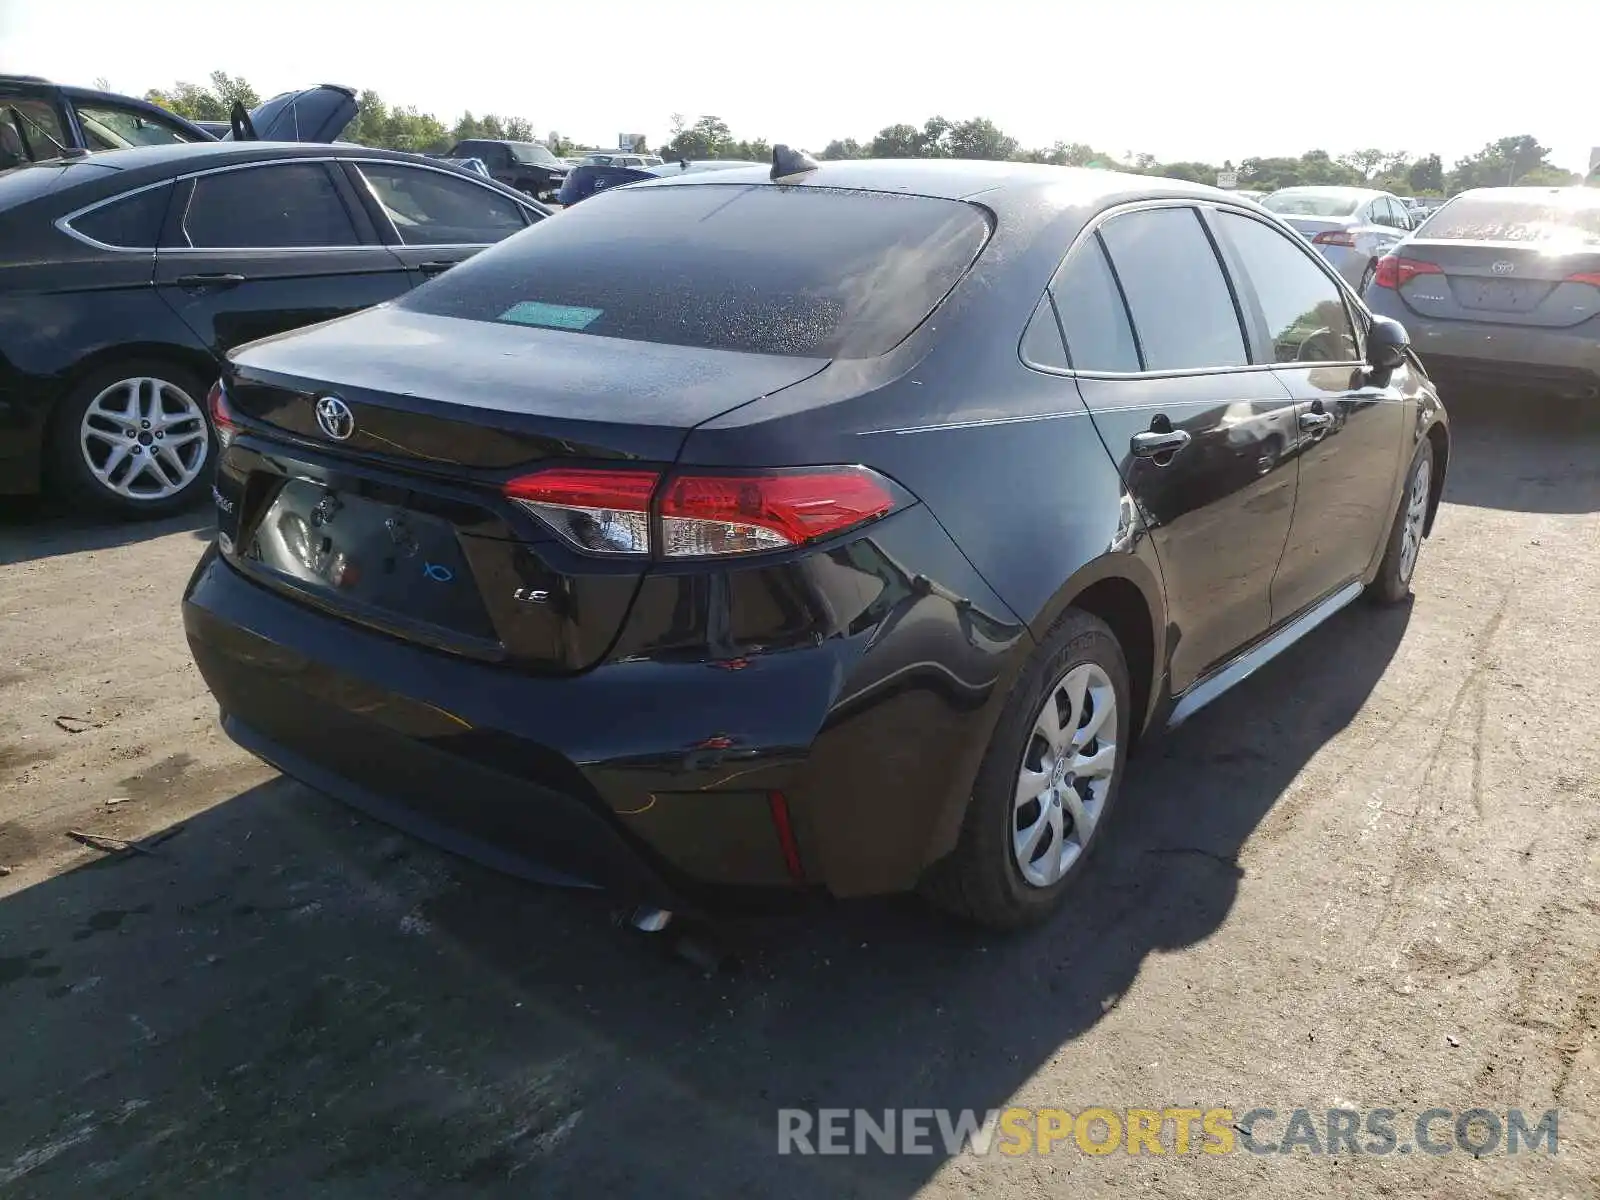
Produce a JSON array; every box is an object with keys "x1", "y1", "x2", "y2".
[
  {"x1": 768, "y1": 791, "x2": 806, "y2": 884},
  {"x1": 503, "y1": 465, "x2": 897, "y2": 558}
]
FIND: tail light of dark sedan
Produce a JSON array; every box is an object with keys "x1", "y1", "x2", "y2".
[
  {"x1": 207, "y1": 380, "x2": 238, "y2": 448},
  {"x1": 504, "y1": 465, "x2": 899, "y2": 558},
  {"x1": 1372, "y1": 255, "x2": 1444, "y2": 289}
]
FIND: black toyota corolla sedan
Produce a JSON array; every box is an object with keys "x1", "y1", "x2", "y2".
[{"x1": 183, "y1": 155, "x2": 1449, "y2": 928}]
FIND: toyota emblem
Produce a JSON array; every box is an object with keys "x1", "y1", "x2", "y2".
[
  {"x1": 314, "y1": 395, "x2": 355, "y2": 441},
  {"x1": 1491, "y1": 260, "x2": 1516, "y2": 275}
]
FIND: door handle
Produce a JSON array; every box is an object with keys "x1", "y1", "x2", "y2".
[
  {"x1": 1130, "y1": 429, "x2": 1192, "y2": 459},
  {"x1": 1299, "y1": 411, "x2": 1335, "y2": 432},
  {"x1": 417, "y1": 261, "x2": 455, "y2": 275},
  {"x1": 173, "y1": 273, "x2": 246, "y2": 289}
]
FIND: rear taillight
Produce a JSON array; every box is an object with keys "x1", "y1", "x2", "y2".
[
  {"x1": 502, "y1": 465, "x2": 898, "y2": 558},
  {"x1": 1566, "y1": 271, "x2": 1600, "y2": 288},
  {"x1": 1312, "y1": 230, "x2": 1357, "y2": 247},
  {"x1": 1372, "y1": 255, "x2": 1443, "y2": 289},
  {"x1": 660, "y1": 468, "x2": 894, "y2": 557},
  {"x1": 504, "y1": 467, "x2": 656, "y2": 555},
  {"x1": 207, "y1": 380, "x2": 236, "y2": 447}
]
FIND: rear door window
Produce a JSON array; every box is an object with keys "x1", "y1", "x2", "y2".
[
  {"x1": 1097, "y1": 207, "x2": 1248, "y2": 371},
  {"x1": 182, "y1": 162, "x2": 361, "y2": 248},
  {"x1": 1050, "y1": 235, "x2": 1142, "y2": 372},
  {"x1": 0, "y1": 98, "x2": 69, "y2": 163},
  {"x1": 76, "y1": 102, "x2": 200, "y2": 149},
  {"x1": 356, "y1": 163, "x2": 528, "y2": 245},
  {"x1": 399, "y1": 184, "x2": 992, "y2": 358}
]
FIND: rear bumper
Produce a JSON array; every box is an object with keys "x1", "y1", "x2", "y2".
[
  {"x1": 1368, "y1": 292, "x2": 1600, "y2": 397},
  {"x1": 182, "y1": 503, "x2": 1026, "y2": 906}
]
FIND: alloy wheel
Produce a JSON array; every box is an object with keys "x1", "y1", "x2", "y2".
[
  {"x1": 79, "y1": 376, "x2": 209, "y2": 501},
  {"x1": 1013, "y1": 662, "x2": 1119, "y2": 888},
  {"x1": 1398, "y1": 455, "x2": 1429, "y2": 582}
]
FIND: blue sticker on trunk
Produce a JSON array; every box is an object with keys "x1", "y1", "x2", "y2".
[{"x1": 498, "y1": 301, "x2": 603, "y2": 330}]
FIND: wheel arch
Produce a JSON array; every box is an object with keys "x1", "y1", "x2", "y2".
[{"x1": 1027, "y1": 548, "x2": 1168, "y2": 745}]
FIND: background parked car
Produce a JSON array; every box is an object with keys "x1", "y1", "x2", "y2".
[
  {"x1": 557, "y1": 157, "x2": 766, "y2": 206},
  {"x1": 0, "y1": 141, "x2": 546, "y2": 515},
  {"x1": 0, "y1": 75, "x2": 358, "y2": 166},
  {"x1": 1260, "y1": 185, "x2": 1416, "y2": 290},
  {"x1": 1364, "y1": 186, "x2": 1600, "y2": 401},
  {"x1": 442, "y1": 139, "x2": 567, "y2": 201},
  {"x1": 581, "y1": 151, "x2": 663, "y2": 168}
]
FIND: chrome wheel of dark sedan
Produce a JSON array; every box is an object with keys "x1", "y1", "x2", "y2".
[{"x1": 79, "y1": 376, "x2": 210, "y2": 502}]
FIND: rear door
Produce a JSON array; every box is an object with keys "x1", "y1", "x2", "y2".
[
  {"x1": 1063, "y1": 204, "x2": 1301, "y2": 694},
  {"x1": 1210, "y1": 207, "x2": 1406, "y2": 619},
  {"x1": 154, "y1": 159, "x2": 413, "y2": 356},
  {"x1": 341, "y1": 159, "x2": 538, "y2": 280}
]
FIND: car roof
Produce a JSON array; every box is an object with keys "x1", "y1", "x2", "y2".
[
  {"x1": 633, "y1": 157, "x2": 1224, "y2": 210},
  {"x1": 1269, "y1": 184, "x2": 1385, "y2": 197},
  {"x1": 19, "y1": 140, "x2": 432, "y2": 173},
  {"x1": 1458, "y1": 185, "x2": 1600, "y2": 204}
]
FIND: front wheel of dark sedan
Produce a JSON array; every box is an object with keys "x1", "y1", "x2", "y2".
[
  {"x1": 1368, "y1": 437, "x2": 1435, "y2": 605},
  {"x1": 925, "y1": 610, "x2": 1131, "y2": 930},
  {"x1": 52, "y1": 362, "x2": 215, "y2": 518}
]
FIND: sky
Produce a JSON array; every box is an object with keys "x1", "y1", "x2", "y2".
[{"x1": 3, "y1": 0, "x2": 1595, "y2": 174}]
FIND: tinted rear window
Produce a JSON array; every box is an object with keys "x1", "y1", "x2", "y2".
[
  {"x1": 1262, "y1": 192, "x2": 1362, "y2": 218},
  {"x1": 1417, "y1": 194, "x2": 1600, "y2": 246},
  {"x1": 399, "y1": 184, "x2": 993, "y2": 358}
]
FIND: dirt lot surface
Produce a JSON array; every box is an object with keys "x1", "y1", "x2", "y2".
[{"x1": 1, "y1": 394, "x2": 1596, "y2": 1198}]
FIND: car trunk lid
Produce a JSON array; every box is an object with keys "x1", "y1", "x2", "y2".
[
  {"x1": 219, "y1": 305, "x2": 828, "y2": 672},
  {"x1": 1388, "y1": 240, "x2": 1600, "y2": 328}
]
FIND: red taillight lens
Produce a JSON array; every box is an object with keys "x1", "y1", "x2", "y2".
[
  {"x1": 1566, "y1": 271, "x2": 1600, "y2": 288},
  {"x1": 504, "y1": 467, "x2": 658, "y2": 555},
  {"x1": 501, "y1": 465, "x2": 897, "y2": 558},
  {"x1": 207, "y1": 379, "x2": 236, "y2": 446},
  {"x1": 1372, "y1": 255, "x2": 1442, "y2": 289},
  {"x1": 660, "y1": 467, "x2": 894, "y2": 557},
  {"x1": 1312, "y1": 230, "x2": 1357, "y2": 247}
]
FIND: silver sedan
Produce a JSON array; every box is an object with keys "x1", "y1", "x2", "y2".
[{"x1": 1260, "y1": 186, "x2": 1416, "y2": 290}]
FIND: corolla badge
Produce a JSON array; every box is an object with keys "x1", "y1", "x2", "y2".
[
  {"x1": 314, "y1": 395, "x2": 355, "y2": 441},
  {"x1": 1491, "y1": 260, "x2": 1516, "y2": 275}
]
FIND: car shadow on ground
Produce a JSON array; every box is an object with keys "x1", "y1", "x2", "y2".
[
  {"x1": 0, "y1": 596, "x2": 1410, "y2": 1197},
  {"x1": 0, "y1": 496, "x2": 213, "y2": 568},
  {"x1": 1437, "y1": 389, "x2": 1600, "y2": 514}
]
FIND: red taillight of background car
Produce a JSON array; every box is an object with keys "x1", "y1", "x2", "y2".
[
  {"x1": 1566, "y1": 270, "x2": 1600, "y2": 288},
  {"x1": 207, "y1": 380, "x2": 236, "y2": 447},
  {"x1": 1312, "y1": 229, "x2": 1357, "y2": 247},
  {"x1": 502, "y1": 465, "x2": 897, "y2": 558},
  {"x1": 1372, "y1": 255, "x2": 1444, "y2": 289}
]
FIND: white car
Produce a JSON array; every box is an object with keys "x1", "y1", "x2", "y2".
[{"x1": 1260, "y1": 186, "x2": 1416, "y2": 290}]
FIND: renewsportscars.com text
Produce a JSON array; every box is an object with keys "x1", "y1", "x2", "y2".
[{"x1": 777, "y1": 1106, "x2": 1559, "y2": 1158}]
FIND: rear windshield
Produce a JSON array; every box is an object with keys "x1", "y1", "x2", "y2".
[
  {"x1": 1262, "y1": 192, "x2": 1363, "y2": 218},
  {"x1": 1416, "y1": 194, "x2": 1600, "y2": 246},
  {"x1": 399, "y1": 184, "x2": 993, "y2": 358}
]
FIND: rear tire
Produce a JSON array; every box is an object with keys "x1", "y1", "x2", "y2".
[
  {"x1": 1359, "y1": 261, "x2": 1377, "y2": 295},
  {"x1": 923, "y1": 610, "x2": 1131, "y2": 930},
  {"x1": 1369, "y1": 437, "x2": 1434, "y2": 605},
  {"x1": 51, "y1": 360, "x2": 215, "y2": 518}
]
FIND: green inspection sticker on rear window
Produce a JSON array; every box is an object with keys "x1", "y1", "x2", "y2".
[{"x1": 498, "y1": 301, "x2": 604, "y2": 330}]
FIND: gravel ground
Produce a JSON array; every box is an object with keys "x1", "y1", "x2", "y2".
[{"x1": 0, "y1": 392, "x2": 1595, "y2": 1198}]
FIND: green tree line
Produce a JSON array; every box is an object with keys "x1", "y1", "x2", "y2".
[{"x1": 143, "y1": 74, "x2": 1584, "y2": 195}]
